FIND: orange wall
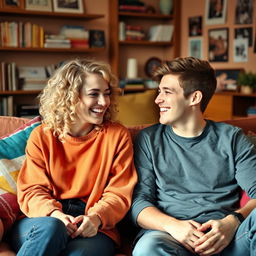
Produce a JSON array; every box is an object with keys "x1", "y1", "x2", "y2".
[{"x1": 180, "y1": 0, "x2": 256, "y2": 72}]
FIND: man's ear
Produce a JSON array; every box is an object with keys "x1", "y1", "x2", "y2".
[{"x1": 190, "y1": 90, "x2": 202, "y2": 106}]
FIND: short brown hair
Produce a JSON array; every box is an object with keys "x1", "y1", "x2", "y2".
[{"x1": 153, "y1": 57, "x2": 216, "y2": 112}]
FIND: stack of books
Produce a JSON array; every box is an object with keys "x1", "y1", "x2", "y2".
[
  {"x1": 125, "y1": 25, "x2": 145, "y2": 41},
  {"x1": 120, "y1": 78, "x2": 145, "y2": 89},
  {"x1": 44, "y1": 35, "x2": 71, "y2": 48},
  {"x1": 60, "y1": 25, "x2": 89, "y2": 49},
  {"x1": 119, "y1": 0, "x2": 146, "y2": 13}
]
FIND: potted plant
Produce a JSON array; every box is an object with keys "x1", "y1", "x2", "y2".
[{"x1": 237, "y1": 71, "x2": 256, "y2": 94}]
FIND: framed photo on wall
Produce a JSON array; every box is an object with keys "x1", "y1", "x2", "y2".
[
  {"x1": 208, "y1": 28, "x2": 229, "y2": 62},
  {"x1": 25, "y1": 0, "x2": 52, "y2": 11},
  {"x1": 234, "y1": 27, "x2": 253, "y2": 47},
  {"x1": 235, "y1": 0, "x2": 253, "y2": 24},
  {"x1": 205, "y1": 0, "x2": 227, "y2": 25},
  {"x1": 3, "y1": 0, "x2": 24, "y2": 9},
  {"x1": 188, "y1": 37, "x2": 203, "y2": 59},
  {"x1": 53, "y1": 0, "x2": 84, "y2": 13},
  {"x1": 188, "y1": 16, "x2": 202, "y2": 37}
]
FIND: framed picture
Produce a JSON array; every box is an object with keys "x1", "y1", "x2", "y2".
[
  {"x1": 188, "y1": 37, "x2": 203, "y2": 59},
  {"x1": 89, "y1": 30, "x2": 105, "y2": 48},
  {"x1": 25, "y1": 0, "x2": 52, "y2": 11},
  {"x1": 53, "y1": 0, "x2": 84, "y2": 13},
  {"x1": 3, "y1": 0, "x2": 24, "y2": 9},
  {"x1": 234, "y1": 27, "x2": 253, "y2": 47},
  {"x1": 188, "y1": 16, "x2": 202, "y2": 37},
  {"x1": 208, "y1": 28, "x2": 229, "y2": 62},
  {"x1": 205, "y1": 0, "x2": 227, "y2": 25},
  {"x1": 235, "y1": 0, "x2": 253, "y2": 24},
  {"x1": 144, "y1": 57, "x2": 162, "y2": 78},
  {"x1": 215, "y1": 68, "x2": 243, "y2": 91},
  {"x1": 234, "y1": 38, "x2": 248, "y2": 62}
]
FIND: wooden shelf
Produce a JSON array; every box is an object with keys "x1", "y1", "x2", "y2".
[
  {"x1": 0, "y1": 9, "x2": 104, "y2": 20},
  {"x1": 118, "y1": 12, "x2": 173, "y2": 19},
  {"x1": 0, "y1": 90, "x2": 41, "y2": 95},
  {"x1": 119, "y1": 40, "x2": 171, "y2": 46},
  {"x1": 0, "y1": 47, "x2": 105, "y2": 53}
]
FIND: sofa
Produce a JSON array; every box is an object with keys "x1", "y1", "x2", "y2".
[{"x1": 0, "y1": 115, "x2": 256, "y2": 256}]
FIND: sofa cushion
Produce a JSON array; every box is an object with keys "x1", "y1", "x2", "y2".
[{"x1": 0, "y1": 116, "x2": 41, "y2": 231}]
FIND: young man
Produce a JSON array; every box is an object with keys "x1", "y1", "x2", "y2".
[{"x1": 130, "y1": 57, "x2": 256, "y2": 256}]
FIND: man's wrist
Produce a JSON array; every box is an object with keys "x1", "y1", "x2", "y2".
[{"x1": 229, "y1": 212, "x2": 245, "y2": 224}]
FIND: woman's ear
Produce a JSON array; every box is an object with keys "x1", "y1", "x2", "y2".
[{"x1": 190, "y1": 90, "x2": 202, "y2": 106}]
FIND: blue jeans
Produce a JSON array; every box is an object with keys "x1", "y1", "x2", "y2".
[
  {"x1": 132, "y1": 209, "x2": 256, "y2": 256},
  {"x1": 9, "y1": 199, "x2": 115, "y2": 256}
]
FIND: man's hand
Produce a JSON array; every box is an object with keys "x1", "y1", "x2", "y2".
[
  {"x1": 71, "y1": 214, "x2": 102, "y2": 239},
  {"x1": 50, "y1": 210, "x2": 78, "y2": 236},
  {"x1": 194, "y1": 215, "x2": 240, "y2": 256},
  {"x1": 164, "y1": 219, "x2": 204, "y2": 253}
]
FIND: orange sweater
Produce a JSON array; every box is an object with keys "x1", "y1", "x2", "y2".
[{"x1": 17, "y1": 122, "x2": 137, "y2": 245}]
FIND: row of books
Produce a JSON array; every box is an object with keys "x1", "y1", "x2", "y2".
[
  {"x1": 0, "y1": 62, "x2": 18, "y2": 92},
  {"x1": 119, "y1": 23, "x2": 145, "y2": 41},
  {"x1": 119, "y1": 0, "x2": 147, "y2": 13},
  {"x1": 0, "y1": 96, "x2": 39, "y2": 117},
  {"x1": 0, "y1": 22, "x2": 105, "y2": 49},
  {"x1": 0, "y1": 21, "x2": 44, "y2": 48}
]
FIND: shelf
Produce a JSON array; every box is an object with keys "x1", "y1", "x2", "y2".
[
  {"x1": 0, "y1": 90, "x2": 41, "y2": 95},
  {"x1": 118, "y1": 12, "x2": 173, "y2": 19},
  {"x1": 0, "y1": 47, "x2": 105, "y2": 53},
  {"x1": 215, "y1": 91, "x2": 256, "y2": 97},
  {"x1": 0, "y1": 9, "x2": 104, "y2": 20},
  {"x1": 119, "y1": 40, "x2": 171, "y2": 46}
]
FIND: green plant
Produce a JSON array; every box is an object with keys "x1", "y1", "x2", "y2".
[{"x1": 237, "y1": 71, "x2": 256, "y2": 88}]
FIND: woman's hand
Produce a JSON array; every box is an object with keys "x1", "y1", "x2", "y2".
[
  {"x1": 71, "y1": 214, "x2": 102, "y2": 239},
  {"x1": 50, "y1": 210, "x2": 78, "y2": 236}
]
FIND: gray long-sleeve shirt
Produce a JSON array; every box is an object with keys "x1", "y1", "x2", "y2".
[{"x1": 131, "y1": 120, "x2": 256, "y2": 225}]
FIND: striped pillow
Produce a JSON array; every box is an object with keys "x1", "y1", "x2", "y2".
[{"x1": 0, "y1": 116, "x2": 41, "y2": 231}]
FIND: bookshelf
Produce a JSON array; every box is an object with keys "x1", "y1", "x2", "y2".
[
  {"x1": 109, "y1": 0, "x2": 181, "y2": 92},
  {"x1": 0, "y1": 3, "x2": 106, "y2": 116}
]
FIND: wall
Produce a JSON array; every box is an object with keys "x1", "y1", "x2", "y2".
[{"x1": 180, "y1": 0, "x2": 256, "y2": 72}]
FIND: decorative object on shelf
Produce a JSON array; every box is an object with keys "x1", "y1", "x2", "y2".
[
  {"x1": 89, "y1": 30, "x2": 105, "y2": 48},
  {"x1": 126, "y1": 58, "x2": 138, "y2": 79},
  {"x1": 53, "y1": 0, "x2": 84, "y2": 13},
  {"x1": 159, "y1": 0, "x2": 173, "y2": 15},
  {"x1": 205, "y1": 0, "x2": 227, "y2": 25},
  {"x1": 3, "y1": 0, "x2": 24, "y2": 9},
  {"x1": 237, "y1": 71, "x2": 256, "y2": 94},
  {"x1": 25, "y1": 0, "x2": 52, "y2": 11},
  {"x1": 145, "y1": 57, "x2": 162, "y2": 78},
  {"x1": 208, "y1": 28, "x2": 229, "y2": 62}
]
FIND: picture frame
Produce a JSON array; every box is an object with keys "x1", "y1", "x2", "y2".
[
  {"x1": 205, "y1": 0, "x2": 227, "y2": 25},
  {"x1": 3, "y1": 0, "x2": 24, "y2": 9},
  {"x1": 25, "y1": 0, "x2": 52, "y2": 11},
  {"x1": 188, "y1": 37, "x2": 203, "y2": 59},
  {"x1": 89, "y1": 30, "x2": 105, "y2": 48},
  {"x1": 234, "y1": 27, "x2": 253, "y2": 47},
  {"x1": 188, "y1": 16, "x2": 202, "y2": 37},
  {"x1": 208, "y1": 28, "x2": 229, "y2": 62},
  {"x1": 53, "y1": 0, "x2": 84, "y2": 13},
  {"x1": 235, "y1": 0, "x2": 253, "y2": 24},
  {"x1": 234, "y1": 38, "x2": 248, "y2": 62},
  {"x1": 144, "y1": 57, "x2": 162, "y2": 78},
  {"x1": 215, "y1": 68, "x2": 243, "y2": 91}
]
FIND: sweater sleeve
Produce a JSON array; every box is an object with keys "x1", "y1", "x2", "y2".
[
  {"x1": 17, "y1": 127, "x2": 62, "y2": 217},
  {"x1": 130, "y1": 130, "x2": 157, "y2": 225},
  {"x1": 87, "y1": 126, "x2": 138, "y2": 229}
]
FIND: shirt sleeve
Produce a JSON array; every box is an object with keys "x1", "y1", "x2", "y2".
[
  {"x1": 130, "y1": 130, "x2": 157, "y2": 225},
  {"x1": 17, "y1": 127, "x2": 62, "y2": 217},
  {"x1": 87, "y1": 126, "x2": 138, "y2": 229},
  {"x1": 233, "y1": 129, "x2": 256, "y2": 199}
]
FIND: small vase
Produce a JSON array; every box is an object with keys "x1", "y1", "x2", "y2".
[
  {"x1": 159, "y1": 0, "x2": 173, "y2": 15},
  {"x1": 241, "y1": 85, "x2": 253, "y2": 94}
]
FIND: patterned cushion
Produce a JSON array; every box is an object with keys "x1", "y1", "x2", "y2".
[{"x1": 0, "y1": 116, "x2": 41, "y2": 231}]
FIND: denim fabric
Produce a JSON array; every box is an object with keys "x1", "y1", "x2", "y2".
[
  {"x1": 9, "y1": 199, "x2": 115, "y2": 256},
  {"x1": 132, "y1": 209, "x2": 256, "y2": 256}
]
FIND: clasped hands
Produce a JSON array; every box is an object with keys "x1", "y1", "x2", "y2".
[
  {"x1": 166, "y1": 215, "x2": 240, "y2": 256},
  {"x1": 50, "y1": 210, "x2": 102, "y2": 239}
]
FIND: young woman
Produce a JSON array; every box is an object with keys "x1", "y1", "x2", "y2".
[{"x1": 9, "y1": 59, "x2": 137, "y2": 256}]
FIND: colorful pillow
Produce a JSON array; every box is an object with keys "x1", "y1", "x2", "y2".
[{"x1": 0, "y1": 116, "x2": 41, "y2": 231}]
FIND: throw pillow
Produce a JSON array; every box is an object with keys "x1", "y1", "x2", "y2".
[{"x1": 0, "y1": 116, "x2": 41, "y2": 231}]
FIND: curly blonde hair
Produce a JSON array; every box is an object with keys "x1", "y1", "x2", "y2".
[{"x1": 39, "y1": 58, "x2": 118, "y2": 141}]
